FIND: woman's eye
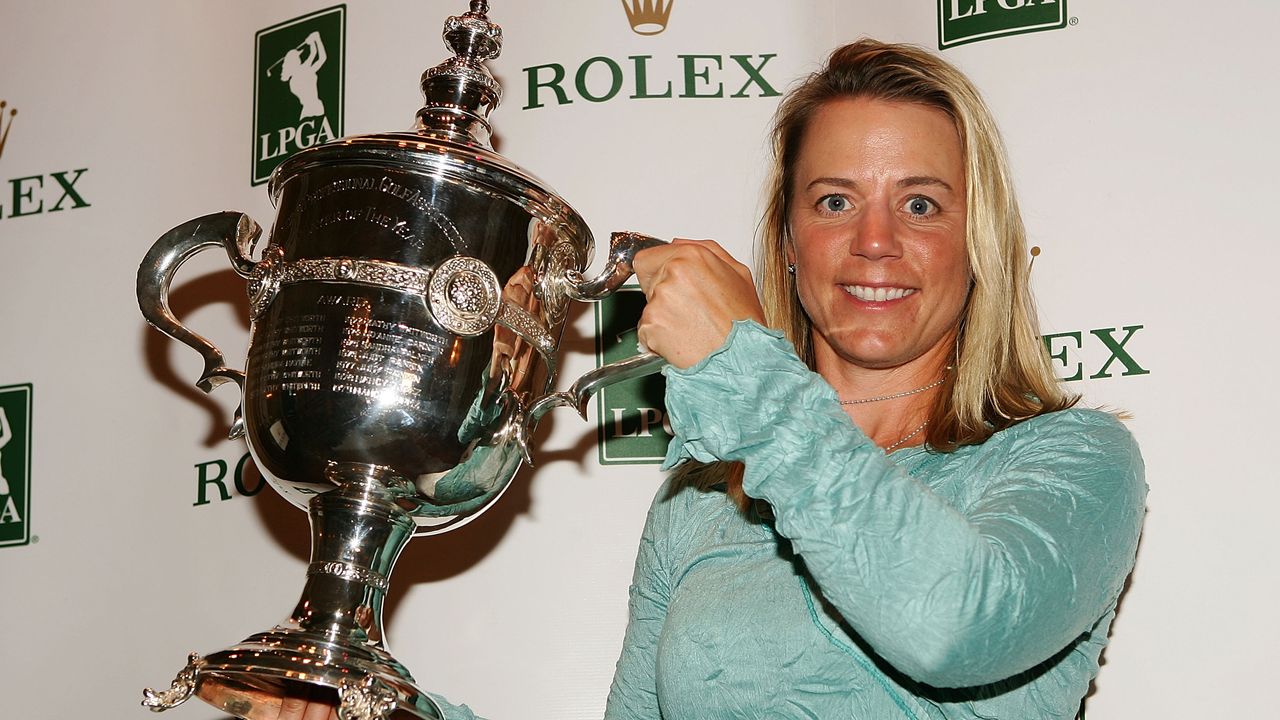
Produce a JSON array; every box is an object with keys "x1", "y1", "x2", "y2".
[
  {"x1": 904, "y1": 196, "x2": 938, "y2": 217},
  {"x1": 819, "y1": 195, "x2": 849, "y2": 213}
]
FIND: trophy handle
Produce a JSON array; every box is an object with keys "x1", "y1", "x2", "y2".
[
  {"x1": 518, "y1": 231, "x2": 668, "y2": 461},
  {"x1": 562, "y1": 230, "x2": 667, "y2": 301},
  {"x1": 137, "y1": 211, "x2": 263, "y2": 440}
]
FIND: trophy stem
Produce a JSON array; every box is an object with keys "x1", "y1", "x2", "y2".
[{"x1": 289, "y1": 469, "x2": 414, "y2": 648}]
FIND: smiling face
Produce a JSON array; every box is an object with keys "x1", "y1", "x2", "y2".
[{"x1": 787, "y1": 97, "x2": 971, "y2": 376}]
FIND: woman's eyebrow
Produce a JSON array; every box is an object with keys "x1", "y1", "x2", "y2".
[
  {"x1": 805, "y1": 177, "x2": 857, "y2": 191},
  {"x1": 898, "y1": 175, "x2": 954, "y2": 192},
  {"x1": 804, "y1": 176, "x2": 956, "y2": 192}
]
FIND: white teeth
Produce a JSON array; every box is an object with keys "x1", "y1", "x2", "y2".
[{"x1": 842, "y1": 285, "x2": 915, "y2": 302}]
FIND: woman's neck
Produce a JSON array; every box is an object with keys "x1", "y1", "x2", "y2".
[{"x1": 814, "y1": 341, "x2": 954, "y2": 450}]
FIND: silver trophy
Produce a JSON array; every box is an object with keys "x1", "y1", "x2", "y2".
[{"x1": 137, "y1": 3, "x2": 662, "y2": 718}]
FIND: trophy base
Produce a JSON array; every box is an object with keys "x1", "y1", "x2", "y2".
[
  {"x1": 144, "y1": 628, "x2": 445, "y2": 720},
  {"x1": 143, "y1": 477, "x2": 450, "y2": 719}
]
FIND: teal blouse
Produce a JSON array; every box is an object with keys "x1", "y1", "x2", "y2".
[{"x1": 602, "y1": 321, "x2": 1147, "y2": 719}]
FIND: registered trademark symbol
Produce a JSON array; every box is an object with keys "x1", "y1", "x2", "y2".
[
  {"x1": 31, "y1": 535, "x2": 39, "y2": 544},
  {"x1": 1069, "y1": 17, "x2": 1079, "y2": 26}
]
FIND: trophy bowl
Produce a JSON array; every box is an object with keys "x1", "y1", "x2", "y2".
[{"x1": 137, "y1": 3, "x2": 663, "y2": 719}]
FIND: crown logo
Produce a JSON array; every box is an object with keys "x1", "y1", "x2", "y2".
[
  {"x1": 621, "y1": 0, "x2": 673, "y2": 36},
  {"x1": 0, "y1": 101, "x2": 16, "y2": 163}
]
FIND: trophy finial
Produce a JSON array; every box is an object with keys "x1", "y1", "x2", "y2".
[
  {"x1": 416, "y1": 1, "x2": 504, "y2": 147},
  {"x1": 444, "y1": 1, "x2": 502, "y2": 63}
]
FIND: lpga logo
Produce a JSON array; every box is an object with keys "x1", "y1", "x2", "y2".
[
  {"x1": 0, "y1": 384, "x2": 31, "y2": 547},
  {"x1": 252, "y1": 6, "x2": 346, "y2": 185},
  {"x1": 938, "y1": 0, "x2": 1069, "y2": 49},
  {"x1": 594, "y1": 289, "x2": 672, "y2": 465}
]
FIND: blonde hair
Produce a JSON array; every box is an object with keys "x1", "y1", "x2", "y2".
[{"x1": 678, "y1": 40, "x2": 1075, "y2": 496}]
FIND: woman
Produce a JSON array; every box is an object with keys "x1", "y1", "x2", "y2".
[
  {"x1": 273, "y1": 39, "x2": 1144, "y2": 720},
  {"x1": 606, "y1": 39, "x2": 1146, "y2": 719}
]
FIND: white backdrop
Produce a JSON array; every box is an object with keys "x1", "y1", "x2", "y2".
[{"x1": 1, "y1": 1, "x2": 1277, "y2": 718}]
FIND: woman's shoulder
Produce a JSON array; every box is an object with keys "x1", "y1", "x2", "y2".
[
  {"x1": 999, "y1": 406, "x2": 1139, "y2": 456},
  {"x1": 986, "y1": 407, "x2": 1146, "y2": 497},
  {"x1": 932, "y1": 407, "x2": 1138, "y2": 465},
  {"x1": 908, "y1": 408, "x2": 1147, "y2": 529}
]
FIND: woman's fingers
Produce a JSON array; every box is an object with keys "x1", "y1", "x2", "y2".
[
  {"x1": 632, "y1": 239, "x2": 765, "y2": 369},
  {"x1": 670, "y1": 238, "x2": 754, "y2": 281},
  {"x1": 275, "y1": 691, "x2": 339, "y2": 720},
  {"x1": 303, "y1": 701, "x2": 338, "y2": 720},
  {"x1": 278, "y1": 696, "x2": 309, "y2": 720}
]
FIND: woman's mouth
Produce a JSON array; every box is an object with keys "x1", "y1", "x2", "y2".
[{"x1": 840, "y1": 285, "x2": 916, "y2": 302}]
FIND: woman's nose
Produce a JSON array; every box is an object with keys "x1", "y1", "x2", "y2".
[{"x1": 849, "y1": 204, "x2": 901, "y2": 260}]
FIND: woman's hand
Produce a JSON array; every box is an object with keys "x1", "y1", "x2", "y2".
[{"x1": 631, "y1": 239, "x2": 766, "y2": 369}]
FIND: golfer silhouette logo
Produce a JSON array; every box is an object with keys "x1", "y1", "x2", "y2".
[
  {"x1": 269, "y1": 31, "x2": 328, "y2": 120},
  {"x1": 0, "y1": 408, "x2": 11, "y2": 497}
]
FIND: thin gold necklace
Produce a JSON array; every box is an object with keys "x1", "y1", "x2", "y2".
[
  {"x1": 839, "y1": 371, "x2": 949, "y2": 406},
  {"x1": 885, "y1": 420, "x2": 928, "y2": 452}
]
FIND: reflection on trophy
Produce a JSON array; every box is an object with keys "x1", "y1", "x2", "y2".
[{"x1": 137, "y1": 3, "x2": 662, "y2": 718}]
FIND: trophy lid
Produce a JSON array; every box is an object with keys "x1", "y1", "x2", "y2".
[{"x1": 269, "y1": 1, "x2": 589, "y2": 244}]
